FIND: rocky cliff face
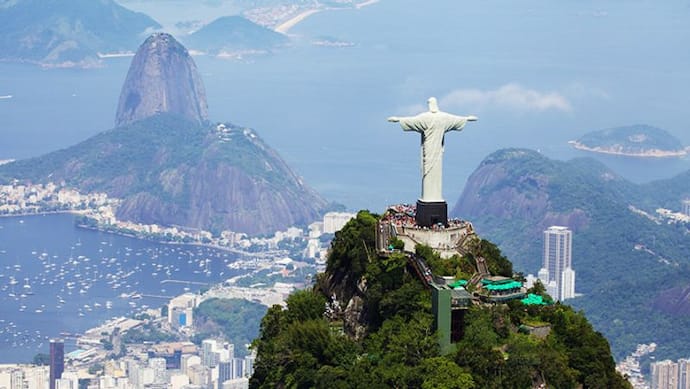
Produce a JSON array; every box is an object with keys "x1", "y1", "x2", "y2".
[{"x1": 115, "y1": 33, "x2": 208, "y2": 127}]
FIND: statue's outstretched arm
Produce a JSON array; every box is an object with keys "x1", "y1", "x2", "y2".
[
  {"x1": 446, "y1": 114, "x2": 478, "y2": 132},
  {"x1": 390, "y1": 114, "x2": 426, "y2": 132}
]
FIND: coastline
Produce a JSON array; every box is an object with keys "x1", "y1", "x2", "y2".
[
  {"x1": 568, "y1": 140, "x2": 689, "y2": 158},
  {"x1": 0, "y1": 211, "x2": 244, "y2": 256},
  {"x1": 0, "y1": 209, "x2": 85, "y2": 218},
  {"x1": 275, "y1": 9, "x2": 322, "y2": 34},
  {"x1": 356, "y1": 0, "x2": 380, "y2": 9},
  {"x1": 274, "y1": 0, "x2": 381, "y2": 34},
  {"x1": 75, "y1": 221, "x2": 268, "y2": 258}
]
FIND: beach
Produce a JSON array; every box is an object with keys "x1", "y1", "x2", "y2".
[
  {"x1": 275, "y1": 9, "x2": 322, "y2": 34},
  {"x1": 275, "y1": 0, "x2": 381, "y2": 34}
]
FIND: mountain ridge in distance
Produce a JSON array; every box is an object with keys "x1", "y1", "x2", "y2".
[
  {"x1": 452, "y1": 148, "x2": 690, "y2": 359},
  {"x1": 0, "y1": 0, "x2": 161, "y2": 66}
]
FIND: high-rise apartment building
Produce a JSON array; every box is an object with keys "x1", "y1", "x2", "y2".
[
  {"x1": 652, "y1": 360, "x2": 680, "y2": 389},
  {"x1": 323, "y1": 212, "x2": 356, "y2": 234},
  {"x1": 201, "y1": 339, "x2": 218, "y2": 367},
  {"x1": 538, "y1": 226, "x2": 576, "y2": 301},
  {"x1": 149, "y1": 358, "x2": 167, "y2": 384},
  {"x1": 682, "y1": 199, "x2": 690, "y2": 217},
  {"x1": 49, "y1": 339, "x2": 64, "y2": 389},
  {"x1": 244, "y1": 352, "x2": 256, "y2": 378},
  {"x1": 680, "y1": 359, "x2": 690, "y2": 389}
]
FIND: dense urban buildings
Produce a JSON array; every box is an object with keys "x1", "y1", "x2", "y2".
[
  {"x1": 538, "y1": 226, "x2": 576, "y2": 301},
  {"x1": 7, "y1": 339, "x2": 257, "y2": 389}
]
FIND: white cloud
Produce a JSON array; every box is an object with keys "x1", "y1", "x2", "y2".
[{"x1": 439, "y1": 83, "x2": 573, "y2": 113}]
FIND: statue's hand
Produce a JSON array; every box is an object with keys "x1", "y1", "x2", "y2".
[
  {"x1": 387, "y1": 116, "x2": 400, "y2": 122},
  {"x1": 466, "y1": 115, "x2": 478, "y2": 121}
]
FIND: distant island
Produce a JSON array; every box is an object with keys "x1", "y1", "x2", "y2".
[{"x1": 569, "y1": 125, "x2": 689, "y2": 158}]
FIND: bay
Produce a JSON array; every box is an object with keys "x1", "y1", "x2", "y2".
[{"x1": 0, "y1": 214, "x2": 240, "y2": 363}]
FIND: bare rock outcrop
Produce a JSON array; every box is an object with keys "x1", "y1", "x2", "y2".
[{"x1": 115, "y1": 33, "x2": 208, "y2": 127}]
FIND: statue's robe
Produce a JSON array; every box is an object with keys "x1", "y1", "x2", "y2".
[{"x1": 398, "y1": 111, "x2": 469, "y2": 202}]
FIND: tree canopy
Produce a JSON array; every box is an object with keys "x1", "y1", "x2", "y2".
[{"x1": 250, "y1": 210, "x2": 630, "y2": 388}]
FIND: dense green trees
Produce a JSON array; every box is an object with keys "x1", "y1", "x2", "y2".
[
  {"x1": 251, "y1": 211, "x2": 629, "y2": 388},
  {"x1": 193, "y1": 298, "x2": 267, "y2": 356},
  {"x1": 326, "y1": 210, "x2": 378, "y2": 287}
]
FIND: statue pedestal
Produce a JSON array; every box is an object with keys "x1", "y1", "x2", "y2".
[{"x1": 416, "y1": 200, "x2": 448, "y2": 227}]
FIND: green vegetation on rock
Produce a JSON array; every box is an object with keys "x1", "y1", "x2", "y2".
[
  {"x1": 453, "y1": 148, "x2": 690, "y2": 360},
  {"x1": 122, "y1": 322, "x2": 177, "y2": 344},
  {"x1": 250, "y1": 211, "x2": 629, "y2": 388},
  {"x1": 0, "y1": 113, "x2": 326, "y2": 235},
  {"x1": 193, "y1": 298, "x2": 267, "y2": 357}
]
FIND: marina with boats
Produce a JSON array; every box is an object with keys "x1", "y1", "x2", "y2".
[{"x1": 0, "y1": 213, "x2": 314, "y2": 362}]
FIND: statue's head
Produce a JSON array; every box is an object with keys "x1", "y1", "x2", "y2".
[{"x1": 427, "y1": 97, "x2": 439, "y2": 113}]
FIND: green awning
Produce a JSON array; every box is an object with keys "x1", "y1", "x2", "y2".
[
  {"x1": 521, "y1": 293, "x2": 548, "y2": 305},
  {"x1": 484, "y1": 281, "x2": 522, "y2": 291},
  {"x1": 449, "y1": 279, "x2": 468, "y2": 289}
]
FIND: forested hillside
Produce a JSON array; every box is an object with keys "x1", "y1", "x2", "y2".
[
  {"x1": 249, "y1": 211, "x2": 629, "y2": 388},
  {"x1": 453, "y1": 148, "x2": 690, "y2": 360}
]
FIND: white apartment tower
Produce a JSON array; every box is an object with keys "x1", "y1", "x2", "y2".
[
  {"x1": 323, "y1": 212, "x2": 356, "y2": 234},
  {"x1": 539, "y1": 226, "x2": 576, "y2": 301},
  {"x1": 652, "y1": 360, "x2": 680, "y2": 389}
]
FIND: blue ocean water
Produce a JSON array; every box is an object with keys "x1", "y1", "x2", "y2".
[
  {"x1": 0, "y1": 214, "x2": 239, "y2": 362},
  {"x1": 0, "y1": 0, "x2": 689, "y2": 362}
]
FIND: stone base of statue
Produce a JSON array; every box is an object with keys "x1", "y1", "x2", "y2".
[{"x1": 416, "y1": 200, "x2": 448, "y2": 227}]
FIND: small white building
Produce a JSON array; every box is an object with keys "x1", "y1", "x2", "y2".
[{"x1": 168, "y1": 294, "x2": 198, "y2": 326}]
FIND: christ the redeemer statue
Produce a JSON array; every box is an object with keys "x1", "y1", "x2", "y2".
[{"x1": 388, "y1": 97, "x2": 477, "y2": 226}]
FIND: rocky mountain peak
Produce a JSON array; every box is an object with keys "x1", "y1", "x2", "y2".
[{"x1": 115, "y1": 33, "x2": 208, "y2": 127}]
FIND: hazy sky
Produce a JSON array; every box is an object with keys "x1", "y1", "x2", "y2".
[{"x1": 2, "y1": 0, "x2": 690, "y2": 209}]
